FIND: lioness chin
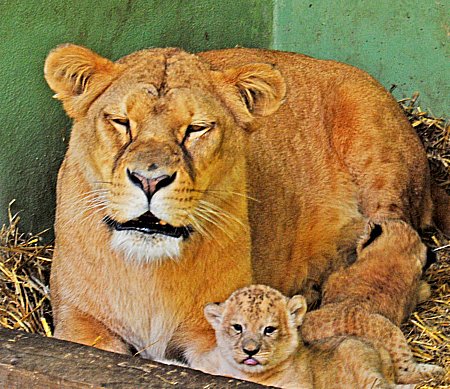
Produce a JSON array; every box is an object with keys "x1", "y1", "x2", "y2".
[{"x1": 44, "y1": 44, "x2": 449, "y2": 363}]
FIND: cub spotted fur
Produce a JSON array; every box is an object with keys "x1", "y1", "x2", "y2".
[
  {"x1": 301, "y1": 220, "x2": 445, "y2": 384},
  {"x1": 199, "y1": 285, "x2": 400, "y2": 389}
]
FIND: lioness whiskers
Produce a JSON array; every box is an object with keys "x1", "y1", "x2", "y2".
[
  {"x1": 191, "y1": 188, "x2": 259, "y2": 203},
  {"x1": 59, "y1": 189, "x2": 110, "y2": 228},
  {"x1": 192, "y1": 207, "x2": 236, "y2": 242},
  {"x1": 198, "y1": 199, "x2": 247, "y2": 230}
]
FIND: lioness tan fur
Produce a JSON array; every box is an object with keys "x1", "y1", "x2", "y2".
[
  {"x1": 44, "y1": 44, "x2": 449, "y2": 363},
  {"x1": 301, "y1": 220, "x2": 445, "y2": 383},
  {"x1": 200, "y1": 285, "x2": 401, "y2": 389}
]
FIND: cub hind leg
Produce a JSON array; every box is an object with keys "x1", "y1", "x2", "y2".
[
  {"x1": 322, "y1": 337, "x2": 394, "y2": 389},
  {"x1": 302, "y1": 305, "x2": 444, "y2": 384}
]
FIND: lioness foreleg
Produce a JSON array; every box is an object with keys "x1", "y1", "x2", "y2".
[{"x1": 54, "y1": 305, "x2": 130, "y2": 354}]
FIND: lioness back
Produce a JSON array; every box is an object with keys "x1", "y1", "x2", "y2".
[{"x1": 200, "y1": 48, "x2": 434, "y2": 299}]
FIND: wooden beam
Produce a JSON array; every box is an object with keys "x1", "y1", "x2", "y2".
[{"x1": 0, "y1": 328, "x2": 266, "y2": 388}]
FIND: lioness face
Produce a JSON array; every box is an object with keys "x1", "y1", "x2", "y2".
[
  {"x1": 205, "y1": 285, "x2": 306, "y2": 375},
  {"x1": 88, "y1": 60, "x2": 245, "y2": 261},
  {"x1": 44, "y1": 46, "x2": 285, "y2": 262}
]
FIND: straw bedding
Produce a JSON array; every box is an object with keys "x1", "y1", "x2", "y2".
[{"x1": 0, "y1": 96, "x2": 448, "y2": 387}]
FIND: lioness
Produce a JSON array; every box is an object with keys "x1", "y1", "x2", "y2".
[
  {"x1": 44, "y1": 44, "x2": 449, "y2": 363},
  {"x1": 200, "y1": 285, "x2": 400, "y2": 389},
  {"x1": 301, "y1": 221, "x2": 445, "y2": 383}
]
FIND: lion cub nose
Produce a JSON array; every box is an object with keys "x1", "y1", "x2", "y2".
[
  {"x1": 243, "y1": 340, "x2": 261, "y2": 357},
  {"x1": 127, "y1": 169, "x2": 177, "y2": 199}
]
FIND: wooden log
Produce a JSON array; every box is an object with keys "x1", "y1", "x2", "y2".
[{"x1": 0, "y1": 328, "x2": 267, "y2": 388}]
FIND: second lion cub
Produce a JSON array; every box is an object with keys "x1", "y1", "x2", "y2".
[
  {"x1": 196, "y1": 284, "x2": 398, "y2": 389},
  {"x1": 301, "y1": 220, "x2": 445, "y2": 384}
]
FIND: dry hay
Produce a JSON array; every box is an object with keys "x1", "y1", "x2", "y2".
[
  {"x1": 0, "y1": 202, "x2": 53, "y2": 336},
  {"x1": 400, "y1": 93, "x2": 450, "y2": 190},
  {"x1": 406, "y1": 227, "x2": 450, "y2": 388},
  {"x1": 0, "y1": 95, "x2": 448, "y2": 387},
  {"x1": 399, "y1": 95, "x2": 450, "y2": 388}
]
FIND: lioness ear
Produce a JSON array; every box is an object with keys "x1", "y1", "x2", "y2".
[
  {"x1": 204, "y1": 303, "x2": 225, "y2": 331},
  {"x1": 44, "y1": 44, "x2": 122, "y2": 119},
  {"x1": 217, "y1": 63, "x2": 286, "y2": 123},
  {"x1": 287, "y1": 295, "x2": 307, "y2": 327}
]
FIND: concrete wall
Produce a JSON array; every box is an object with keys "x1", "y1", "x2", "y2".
[
  {"x1": 0, "y1": 0, "x2": 447, "y2": 236},
  {"x1": 272, "y1": 0, "x2": 449, "y2": 115}
]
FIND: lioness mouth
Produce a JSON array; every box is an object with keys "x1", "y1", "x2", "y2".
[{"x1": 103, "y1": 212, "x2": 192, "y2": 239}]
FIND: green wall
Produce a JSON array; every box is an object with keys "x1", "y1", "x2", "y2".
[
  {"x1": 0, "y1": 0, "x2": 273, "y2": 237},
  {"x1": 0, "y1": 0, "x2": 447, "y2": 237},
  {"x1": 272, "y1": 0, "x2": 449, "y2": 116}
]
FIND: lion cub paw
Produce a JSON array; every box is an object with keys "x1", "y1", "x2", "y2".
[{"x1": 396, "y1": 362, "x2": 445, "y2": 384}]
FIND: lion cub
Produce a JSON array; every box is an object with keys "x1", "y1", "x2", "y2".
[
  {"x1": 301, "y1": 220, "x2": 445, "y2": 384},
  {"x1": 200, "y1": 284, "x2": 398, "y2": 389}
]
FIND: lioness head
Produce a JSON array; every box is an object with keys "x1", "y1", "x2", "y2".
[
  {"x1": 45, "y1": 45, "x2": 285, "y2": 262},
  {"x1": 204, "y1": 285, "x2": 306, "y2": 375}
]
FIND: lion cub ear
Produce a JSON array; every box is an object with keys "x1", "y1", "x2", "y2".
[
  {"x1": 44, "y1": 44, "x2": 122, "y2": 119},
  {"x1": 287, "y1": 295, "x2": 307, "y2": 327},
  {"x1": 356, "y1": 222, "x2": 383, "y2": 255},
  {"x1": 216, "y1": 63, "x2": 286, "y2": 124},
  {"x1": 204, "y1": 303, "x2": 225, "y2": 331}
]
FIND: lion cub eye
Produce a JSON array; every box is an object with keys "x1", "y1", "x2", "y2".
[
  {"x1": 263, "y1": 326, "x2": 277, "y2": 336},
  {"x1": 232, "y1": 324, "x2": 243, "y2": 334}
]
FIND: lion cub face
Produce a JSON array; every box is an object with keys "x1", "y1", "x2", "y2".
[
  {"x1": 205, "y1": 285, "x2": 306, "y2": 375},
  {"x1": 45, "y1": 45, "x2": 285, "y2": 262}
]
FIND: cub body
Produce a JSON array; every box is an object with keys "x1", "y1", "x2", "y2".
[
  {"x1": 199, "y1": 285, "x2": 398, "y2": 389},
  {"x1": 301, "y1": 221, "x2": 445, "y2": 383}
]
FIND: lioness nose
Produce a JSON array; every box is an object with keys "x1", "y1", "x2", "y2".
[{"x1": 127, "y1": 169, "x2": 177, "y2": 199}]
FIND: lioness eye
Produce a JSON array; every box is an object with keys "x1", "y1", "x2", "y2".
[
  {"x1": 111, "y1": 117, "x2": 129, "y2": 126},
  {"x1": 106, "y1": 115, "x2": 131, "y2": 135},
  {"x1": 232, "y1": 324, "x2": 242, "y2": 333},
  {"x1": 184, "y1": 122, "x2": 215, "y2": 143},
  {"x1": 263, "y1": 326, "x2": 277, "y2": 335}
]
